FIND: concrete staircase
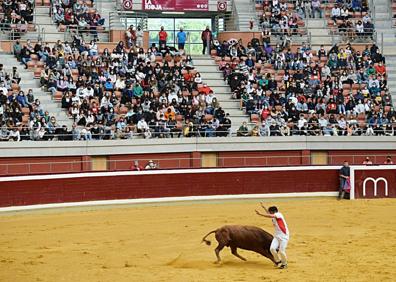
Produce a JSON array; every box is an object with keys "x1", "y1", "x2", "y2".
[
  {"x1": 306, "y1": 18, "x2": 333, "y2": 46},
  {"x1": 33, "y1": 6, "x2": 60, "y2": 42},
  {"x1": 385, "y1": 57, "x2": 396, "y2": 106},
  {"x1": 233, "y1": 0, "x2": 259, "y2": 31},
  {"x1": 0, "y1": 53, "x2": 73, "y2": 128},
  {"x1": 95, "y1": 0, "x2": 114, "y2": 29},
  {"x1": 371, "y1": 0, "x2": 396, "y2": 106},
  {"x1": 192, "y1": 55, "x2": 250, "y2": 130},
  {"x1": 33, "y1": 5, "x2": 109, "y2": 42}
]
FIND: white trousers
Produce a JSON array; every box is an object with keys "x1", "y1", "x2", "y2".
[{"x1": 270, "y1": 237, "x2": 288, "y2": 264}]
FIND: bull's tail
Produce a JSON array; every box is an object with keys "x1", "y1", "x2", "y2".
[{"x1": 201, "y1": 230, "x2": 217, "y2": 246}]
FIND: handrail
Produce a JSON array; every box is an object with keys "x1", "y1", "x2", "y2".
[
  {"x1": 111, "y1": 11, "x2": 149, "y2": 30},
  {"x1": 0, "y1": 153, "x2": 395, "y2": 175},
  {"x1": 0, "y1": 23, "x2": 42, "y2": 41}
]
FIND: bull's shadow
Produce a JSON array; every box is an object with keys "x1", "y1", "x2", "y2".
[{"x1": 166, "y1": 255, "x2": 274, "y2": 270}]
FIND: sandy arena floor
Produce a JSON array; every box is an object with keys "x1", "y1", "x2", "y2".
[{"x1": 1, "y1": 198, "x2": 396, "y2": 282}]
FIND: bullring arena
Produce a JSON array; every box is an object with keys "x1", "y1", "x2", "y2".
[
  {"x1": 1, "y1": 160, "x2": 396, "y2": 281},
  {"x1": 1, "y1": 198, "x2": 396, "y2": 281},
  {"x1": 2, "y1": 0, "x2": 396, "y2": 281}
]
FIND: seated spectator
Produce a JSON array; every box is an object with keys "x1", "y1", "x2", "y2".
[{"x1": 145, "y1": 160, "x2": 158, "y2": 170}]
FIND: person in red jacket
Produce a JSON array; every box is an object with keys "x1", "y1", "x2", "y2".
[
  {"x1": 374, "y1": 62, "x2": 386, "y2": 76},
  {"x1": 158, "y1": 26, "x2": 168, "y2": 49},
  {"x1": 201, "y1": 26, "x2": 213, "y2": 55},
  {"x1": 131, "y1": 160, "x2": 144, "y2": 171}
]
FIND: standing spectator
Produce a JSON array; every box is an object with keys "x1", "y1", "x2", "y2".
[
  {"x1": 249, "y1": 18, "x2": 254, "y2": 30},
  {"x1": 262, "y1": 28, "x2": 271, "y2": 48},
  {"x1": 384, "y1": 156, "x2": 394, "y2": 165},
  {"x1": 125, "y1": 25, "x2": 136, "y2": 48},
  {"x1": 176, "y1": 27, "x2": 187, "y2": 53},
  {"x1": 338, "y1": 161, "x2": 350, "y2": 200},
  {"x1": 201, "y1": 26, "x2": 213, "y2": 55},
  {"x1": 363, "y1": 156, "x2": 373, "y2": 165},
  {"x1": 311, "y1": 0, "x2": 322, "y2": 18},
  {"x1": 136, "y1": 26, "x2": 144, "y2": 48},
  {"x1": 158, "y1": 26, "x2": 168, "y2": 49}
]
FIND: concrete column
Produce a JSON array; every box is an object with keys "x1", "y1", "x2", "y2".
[
  {"x1": 301, "y1": 150, "x2": 311, "y2": 165},
  {"x1": 81, "y1": 156, "x2": 92, "y2": 172},
  {"x1": 191, "y1": 152, "x2": 201, "y2": 168}
]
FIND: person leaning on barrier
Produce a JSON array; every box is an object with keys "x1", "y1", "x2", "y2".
[
  {"x1": 131, "y1": 160, "x2": 144, "y2": 171},
  {"x1": 145, "y1": 160, "x2": 158, "y2": 170},
  {"x1": 362, "y1": 157, "x2": 373, "y2": 165},
  {"x1": 338, "y1": 161, "x2": 350, "y2": 200},
  {"x1": 384, "y1": 156, "x2": 394, "y2": 165}
]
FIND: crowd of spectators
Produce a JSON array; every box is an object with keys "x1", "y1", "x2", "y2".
[
  {"x1": 34, "y1": 34, "x2": 232, "y2": 140},
  {"x1": 0, "y1": 58, "x2": 69, "y2": 141},
  {"x1": 258, "y1": 0, "x2": 305, "y2": 38},
  {"x1": 51, "y1": 0, "x2": 104, "y2": 38},
  {"x1": 214, "y1": 38, "x2": 396, "y2": 137},
  {"x1": 257, "y1": 0, "x2": 373, "y2": 44},
  {"x1": 329, "y1": 1, "x2": 374, "y2": 41},
  {"x1": 0, "y1": 0, "x2": 34, "y2": 38}
]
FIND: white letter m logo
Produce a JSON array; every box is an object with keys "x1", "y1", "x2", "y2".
[{"x1": 362, "y1": 177, "x2": 388, "y2": 197}]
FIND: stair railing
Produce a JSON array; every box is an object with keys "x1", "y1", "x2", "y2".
[
  {"x1": 111, "y1": 11, "x2": 149, "y2": 30},
  {"x1": 380, "y1": 32, "x2": 384, "y2": 54},
  {"x1": 232, "y1": 0, "x2": 239, "y2": 31}
]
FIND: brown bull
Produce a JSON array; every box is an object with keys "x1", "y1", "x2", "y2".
[{"x1": 201, "y1": 225, "x2": 275, "y2": 263}]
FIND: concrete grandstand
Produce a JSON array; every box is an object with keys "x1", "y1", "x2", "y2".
[{"x1": 0, "y1": 0, "x2": 395, "y2": 141}]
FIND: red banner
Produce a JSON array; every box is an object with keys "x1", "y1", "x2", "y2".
[{"x1": 142, "y1": 0, "x2": 208, "y2": 11}]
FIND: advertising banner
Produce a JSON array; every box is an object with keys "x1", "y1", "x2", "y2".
[{"x1": 143, "y1": 0, "x2": 209, "y2": 12}]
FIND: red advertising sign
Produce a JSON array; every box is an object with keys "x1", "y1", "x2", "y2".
[{"x1": 143, "y1": 0, "x2": 209, "y2": 12}]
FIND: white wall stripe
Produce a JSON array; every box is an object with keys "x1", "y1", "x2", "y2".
[
  {"x1": 0, "y1": 192, "x2": 339, "y2": 213},
  {"x1": 0, "y1": 166, "x2": 341, "y2": 182}
]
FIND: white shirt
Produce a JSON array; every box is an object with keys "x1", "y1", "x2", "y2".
[
  {"x1": 0, "y1": 86, "x2": 8, "y2": 96},
  {"x1": 331, "y1": 7, "x2": 341, "y2": 17},
  {"x1": 137, "y1": 119, "x2": 149, "y2": 131},
  {"x1": 272, "y1": 212, "x2": 289, "y2": 239}
]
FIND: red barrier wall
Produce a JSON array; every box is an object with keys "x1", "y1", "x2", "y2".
[
  {"x1": 0, "y1": 168, "x2": 339, "y2": 207},
  {"x1": 354, "y1": 169, "x2": 396, "y2": 199}
]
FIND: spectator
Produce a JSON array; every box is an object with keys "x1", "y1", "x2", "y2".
[
  {"x1": 158, "y1": 26, "x2": 168, "y2": 49},
  {"x1": 145, "y1": 160, "x2": 158, "y2": 170},
  {"x1": 176, "y1": 27, "x2": 187, "y2": 53},
  {"x1": 311, "y1": 0, "x2": 322, "y2": 18},
  {"x1": 363, "y1": 156, "x2": 373, "y2": 165},
  {"x1": 237, "y1": 121, "x2": 250, "y2": 137},
  {"x1": 384, "y1": 156, "x2": 393, "y2": 165},
  {"x1": 331, "y1": 4, "x2": 341, "y2": 25},
  {"x1": 201, "y1": 26, "x2": 213, "y2": 55},
  {"x1": 125, "y1": 25, "x2": 137, "y2": 48},
  {"x1": 136, "y1": 26, "x2": 144, "y2": 48},
  {"x1": 131, "y1": 160, "x2": 144, "y2": 171}
]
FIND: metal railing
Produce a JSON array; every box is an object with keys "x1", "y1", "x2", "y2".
[
  {"x1": 111, "y1": 11, "x2": 148, "y2": 30},
  {"x1": 0, "y1": 23, "x2": 42, "y2": 41},
  {"x1": 0, "y1": 154, "x2": 395, "y2": 176},
  {"x1": 1, "y1": 121, "x2": 395, "y2": 142}
]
